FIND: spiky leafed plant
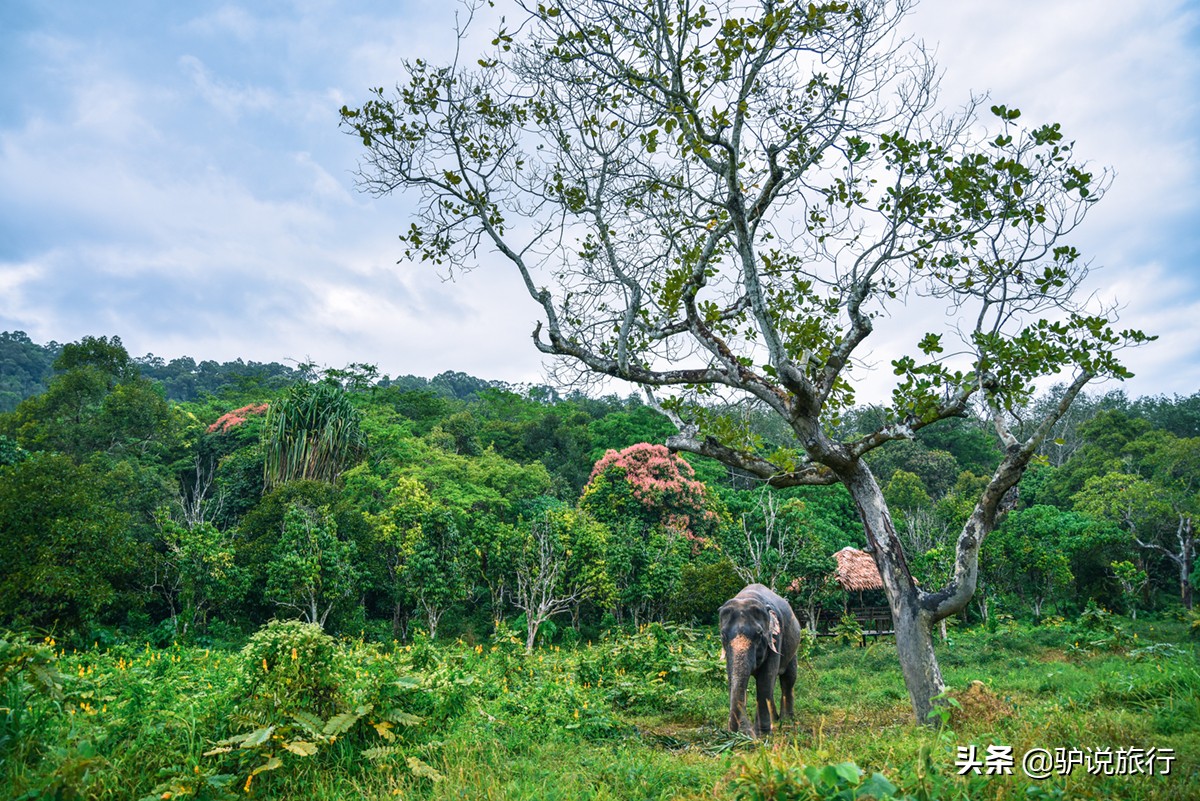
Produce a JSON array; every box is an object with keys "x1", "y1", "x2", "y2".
[{"x1": 262, "y1": 382, "x2": 367, "y2": 491}]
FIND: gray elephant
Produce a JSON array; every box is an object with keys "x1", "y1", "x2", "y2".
[{"x1": 719, "y1": 583, "x2": 802, "y2": 736}]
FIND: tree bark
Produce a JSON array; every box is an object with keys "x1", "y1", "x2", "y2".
[
  {"x1": 391, "y1": 602, "x2": 408, "y2": 640},
  {"x1": 1179, "y1": 517, "x2": 1194, "y2": 611},
  {"x1": 526, "y1": 619, "x2": 541, "y2": 653},
  {"x1": 1136, "y1": 513, "x2": 1195, "y2": 611},
  {"x1": 838, "y1": 459, "x2": 946, "y2": 723},
  {"x1": 894, "y1": 598, "x2": 943, "y2": 724}
]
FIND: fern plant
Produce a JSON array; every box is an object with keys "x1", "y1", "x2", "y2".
[{"x1": 0, "y1": 635, "x2": 64, "y2": 701}]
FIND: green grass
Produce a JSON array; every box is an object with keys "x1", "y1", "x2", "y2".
[{"x1": 1, "y1": 618, "x2": 1197, "y2": 800}]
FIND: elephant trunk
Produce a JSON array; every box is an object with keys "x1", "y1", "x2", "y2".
[{"x1": 727, "y1": 635, "x2": 755, "y2": 734}]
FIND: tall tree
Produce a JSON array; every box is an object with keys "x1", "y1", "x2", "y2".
[
  {"x1": 723, "y1": 487, "x2": 813, "y2": 593},
  {"x1": 151, "y1": 510, "x2": 241, "y2": 637},
  {"x1": 1074, "y1": 434, "x2": 1200, "y2": 611},
  {"x1": 0, "y1": 330, "x2": 58, "y2": 411},
  {"x1": 342, "y1": 0, "x2": 1149, "y2": 722},
  {"x1": 403, "y1": 507, "x2": 467, "y2": 639},
  {"x1": 361, "y1": 472, "x2": 435, "y2": 637},
  {"x1": 266, "y1": 503, "x2": 361, "y2": 629},
  {"x1": 580, "y1": 443, "x2": 723, "y2": 623},
  {"x1": 4, "y1": 335, "x2": 178, "y2": 463},
  {"x1": 0, "y1": 454, "x2": 145, "y2": 631},
  {"x1": 511, "y1": 507, "x2": 612, "y2": 650},
  {"x1": 1138, "y1": 435, "x2": 1199, "y2": 610},
  {"x1": 262, "y1": 381, "x2": 367, "y2": 490}
]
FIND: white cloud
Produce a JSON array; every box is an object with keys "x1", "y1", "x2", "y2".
[
  {"x1": 293, "y1": 151, "x2": 356, "y2": 205},
  {"x1": 179, "y1": 54, "x2": 277, "y2": 117},
  {"x1": 0, "y1": 262, "x2": 42, "y2": 305},
  {"x1": 0, "y1": 0, "x2": 1196, "y2": 398},
  {"x1": 184, "y1": 5, "x2": 261, "y2": 41},
  {"x1": 1087, "y1": 260, "x2": 1200, "y2": 398},
  {"x1": 909, "y1": 1, "x2": 1200, "y2": 254}
]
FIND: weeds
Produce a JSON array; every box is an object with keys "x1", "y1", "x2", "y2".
[{"x1": 1, "y1": 617, "x2": 1197, "y2": 799}]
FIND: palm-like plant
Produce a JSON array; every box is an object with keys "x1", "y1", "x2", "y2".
[{"x1": 263, "y1": 382, "x2": 366, "y2": 490}]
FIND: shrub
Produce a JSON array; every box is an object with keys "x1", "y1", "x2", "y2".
[
  {"x1": 731, "y1": 752, "x2": 903, "y2": 801},
  {"x1": 1077, "y1": 600, "x2": 1118, "y2": 634},
  {"x1": 832, "y1": 612, "x2": 863, "y2": 646},
  {"x1": 237, "y1": 620, "x2": 342, "y2": 721}
]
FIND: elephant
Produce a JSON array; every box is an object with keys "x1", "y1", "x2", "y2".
[{"x1": 719, "y1": 583, "x2": 802, "y2": 736}]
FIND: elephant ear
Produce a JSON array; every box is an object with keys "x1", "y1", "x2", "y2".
[{"x1": 768, "y1": 610, "x2": 781, "y2": 654}]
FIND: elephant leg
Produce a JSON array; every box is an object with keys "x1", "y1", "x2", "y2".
[
  {"x1": 779, "y1": 655, "x2": 797, "y2": 719},
  {"x1": 754, "y1": 671, "x2": 777, "y2": 735}
]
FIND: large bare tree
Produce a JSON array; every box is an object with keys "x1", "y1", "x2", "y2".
[{"x1": 341, "y1": 0, "x2": 1150, "y2": 723}]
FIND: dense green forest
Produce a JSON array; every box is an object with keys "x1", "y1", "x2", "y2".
[
  {"x1": 2, "y1": 332, "x2": 1198, "y2": 799},
  {"x1": 2, "y1": 331, "x2": 1197, "y2": 645}
]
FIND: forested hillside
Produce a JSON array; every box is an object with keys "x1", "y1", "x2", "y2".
[{"x1": 1, "y1": 332, "x2": 1197, "y2": 645}]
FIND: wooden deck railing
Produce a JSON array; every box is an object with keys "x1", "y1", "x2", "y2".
[{"x1": 802, "y1": 606, "x2": 894, "y2": 645}]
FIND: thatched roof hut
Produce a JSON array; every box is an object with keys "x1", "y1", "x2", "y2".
[{"x1": 832, "y1": 547, "x2": 883, "y2": 592}]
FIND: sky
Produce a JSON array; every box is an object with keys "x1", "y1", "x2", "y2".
[{"x1": 1, "y1": 0, "x2": 1197, "y2": 402}]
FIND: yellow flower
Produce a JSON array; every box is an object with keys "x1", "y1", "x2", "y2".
[
  {"x1": 292, "y1": 648, "x2": 298, "y2": 660},
  {"x1": 262, "y1": 658, "x2": 270, "y2": 673}
]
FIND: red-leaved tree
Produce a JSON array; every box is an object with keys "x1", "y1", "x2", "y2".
[{"x1": 580, "y1": 443, "x2": 723, "y2": 622}]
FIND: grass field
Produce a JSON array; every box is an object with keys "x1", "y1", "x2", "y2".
[{"x1": 2, "y1": 614, "x2": 1197, "y2": 800}]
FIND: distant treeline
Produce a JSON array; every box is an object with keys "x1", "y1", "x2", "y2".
[{"x1": 0, "y1": 331, "x2": 557, "y2": 411}]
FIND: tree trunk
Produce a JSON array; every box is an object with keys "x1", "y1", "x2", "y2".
[
  {"x1": 526, "y1": 616, "x2": 542, "y2": 653},
  {"x1": 318, "y1": 601, "x2": 334, "y2": 629},
  {"x1": 423, "y1": 603, "x2": 442, "y2": 640},
  {"x1": 492, "y1": 588, "x2": 507, "y2": 627},
  {"x1": 894, "y1": 600, "x2": 943, "y2": 724},
  {"x1": 976, "y1": 594, "x2": 989, "y2": 624},
  {"x1": 1136, "y1": 514, "x2": 1195, "y2": 611},
  {"x1": 839, "y1": 460, "x2": 945, "y2": 725},
  {"x1": 391, "y1": 602, "x2": 406, "y2": 640},
  {"x1": 805, "y1": 602, "x2": 819, "y2": 635},
  {"x1": 1179, "y1": 517, "x2": 1194, "y2": 611}
]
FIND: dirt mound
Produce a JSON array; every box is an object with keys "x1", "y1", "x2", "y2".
[{"x1": 949, "y1": 680, "x2": 1012, "y2": 727}]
